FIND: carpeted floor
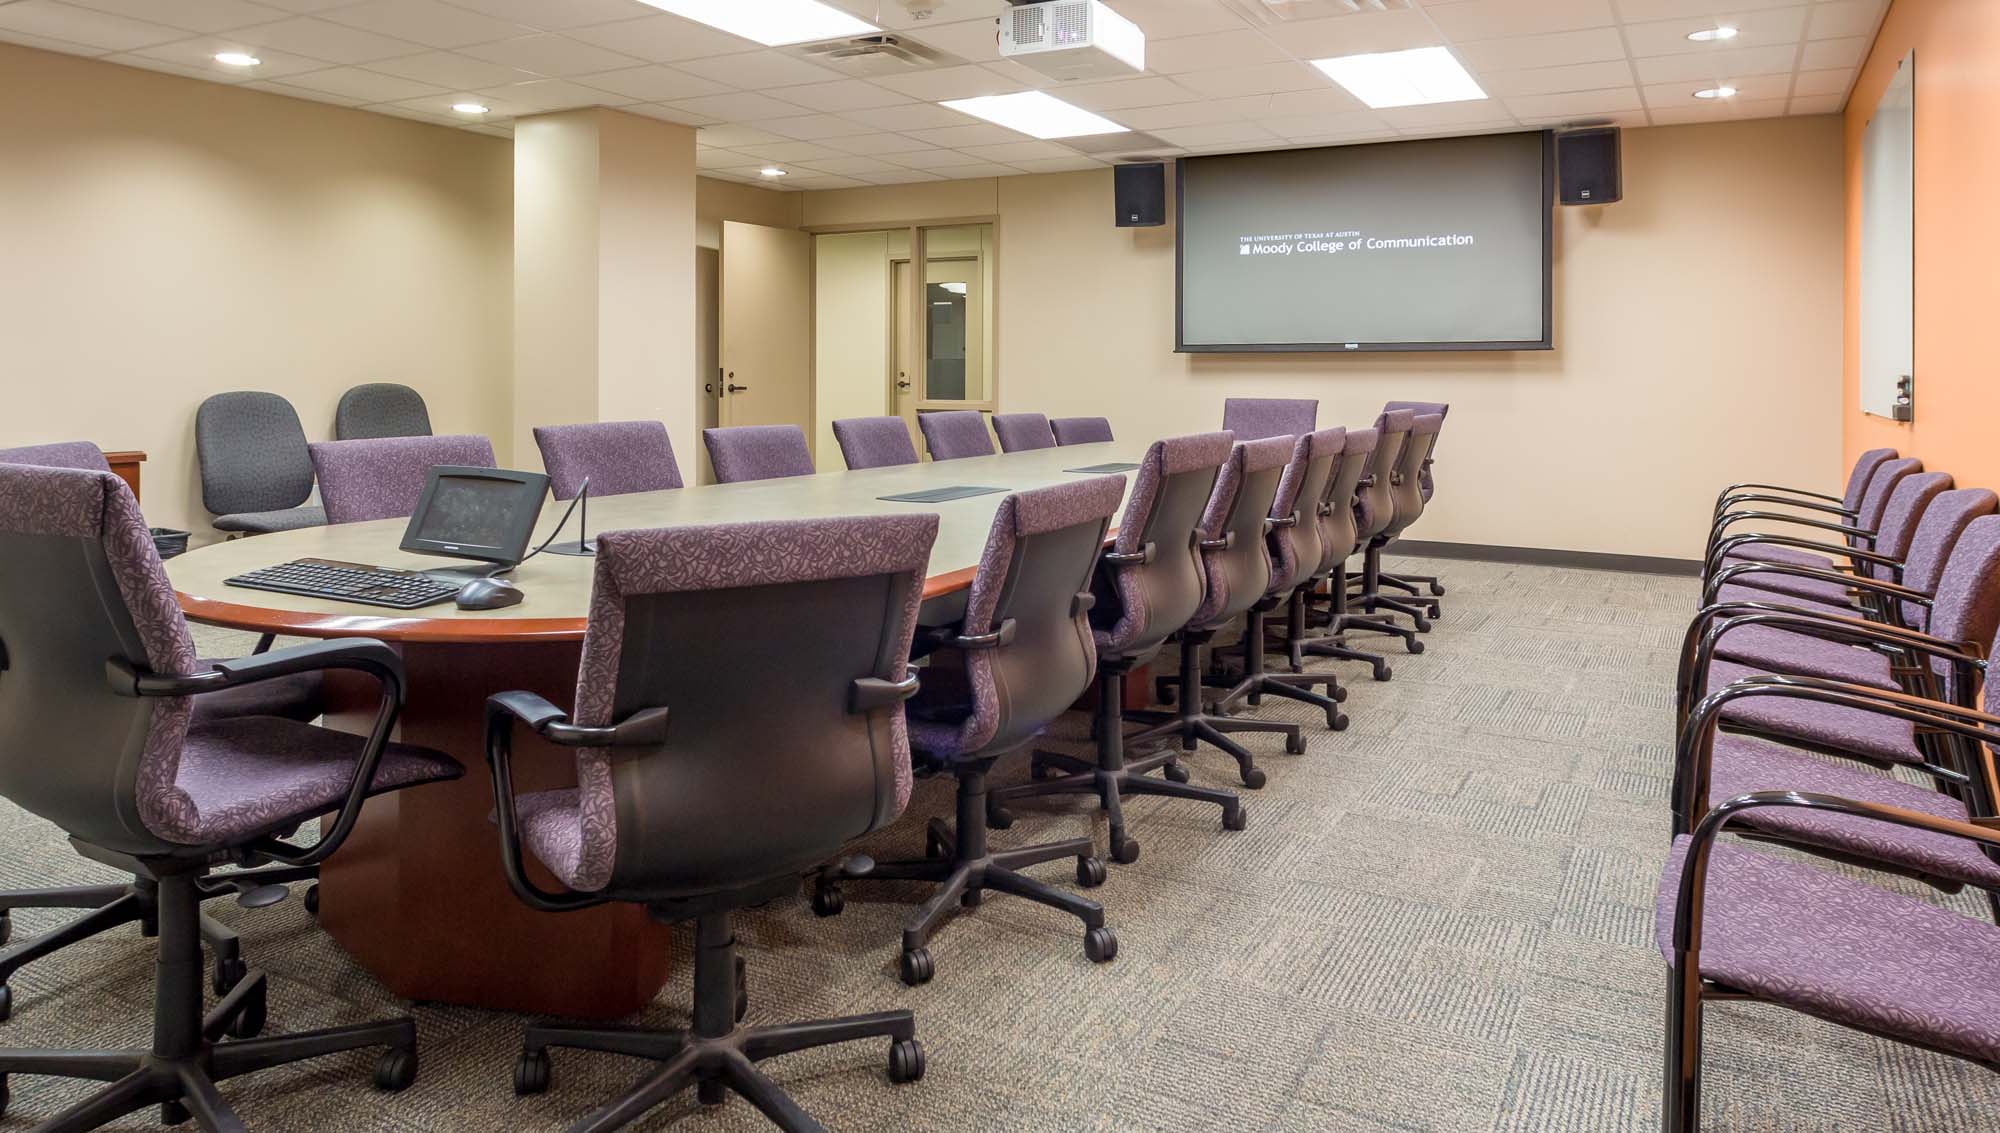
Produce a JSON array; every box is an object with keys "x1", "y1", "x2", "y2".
[{"x1": 3, "y1": 555, "x2": 1996, "y2": 1131}]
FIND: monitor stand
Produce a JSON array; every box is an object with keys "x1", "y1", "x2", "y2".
[{"x1": 420, "y1": 562, "x2": 511, "y2": 586}]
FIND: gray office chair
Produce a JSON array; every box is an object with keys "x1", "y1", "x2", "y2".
[
  {"x1": 195, "y1": 392, "x2": 327, "y2": 535},
  {"x1": 485, "y1": 513, "x2": 940, "y2": 1131},
  {"x1": 989, "y1": 432, "x2": 1243, "y2": 865},
  {"x1": 815, "y1": 477, "x2": 1127, "y2": 985},
  {"x1": 0, "y1": 463, "x2": 461, "y2": 1129},
  {"x1": 334, "y1": 383, "x2": 432, "y2": 441}
]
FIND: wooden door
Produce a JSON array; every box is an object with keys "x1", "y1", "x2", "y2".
[{"x1": 720, "y1": 221, "x2": 813, "y2": 445}]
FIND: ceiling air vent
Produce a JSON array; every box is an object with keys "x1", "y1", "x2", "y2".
[
  {"x1": 1221, "y1": 0, "x2": 1413, "y2": 24},
  {"x1": 788, "y1": 34, "x2": 962, "y2": 77}
]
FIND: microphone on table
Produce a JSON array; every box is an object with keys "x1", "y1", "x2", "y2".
[{"x1": 542, "y1": 476, "x2": 596, "y2": 558}]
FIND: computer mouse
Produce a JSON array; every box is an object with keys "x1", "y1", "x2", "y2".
[{"x1": 455, "y1": 577, "x2": 524, "y2": 611}]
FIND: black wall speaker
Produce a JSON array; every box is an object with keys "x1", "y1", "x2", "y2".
[
  {"x1": 1114, "y1": 162, "x2": 1166, "y2": 227},
  {"x1": 1557, "y1": 127, "x2": 1621, "y2": 205}
]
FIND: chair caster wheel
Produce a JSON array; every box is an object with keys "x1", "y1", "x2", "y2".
[
  {"x1": 1084, "y1": 927, "x2": 1118, "y2": 964},
  {"x1": 960, "y1": 888, "x2": 983, "y2": 908},
  {"x1": 699, "y1": 1079, "x2": 727, "y2": 1106},
  {"x1": 1076, "y1": 856, "x2": 1107, "y2": 888},
  {"x1": 213, "y1": 956, "x2": 246, "y2": 997},
  {"x1": 1414, "y1": 619, "x2": 1432, "y2": 633},
  {"x1": 1163, "y1": 762, "x2": 1191, "y2": 784},
  {"x1": 735, "y1": 954, "x2": 748, "y2": 1022},
  {"x1": 899, "y1": 947, "x2": 934, "y2": 986},
  {"x1": 888, "y1": 1039, "x2": 925, "y2": 1084},
  {"x1": 374, "y1": 1047, "x2": 418, "y2": 1092},
  {"x1": 1286, "y1": 731, "x2": 1307, "y2": 755},
  {"x1": 0, "y1": 909, "x2": 10, "y2": 946},
  {"x1": 162, "y1": 1099, "x2": 190, "y2": 1126},
  {"x1": 1372, "y1": 663, "x2": 1392, "y2": 681},
  {"x1": 302, "y1": 884, "x2": 319, "y2": 917},
  {"x1": 811, "y1": 882, "x2": 844, "y2": 918},
  {"x1": 1406, "y1": 639, "x2": 1424, "y2": 655},
  {"x1": 1333, "y1": 685, "x2": 1348, "y2": 703},
  {"x1": 1429, "y1": 582, "x2": 1446, "y2": 596},
  {"x1": 1110, "y1": 837, "x2": 1140, "y2": 865},
  {"x1": 1243, "y1": 767, "x2": 1268, "y2": 789},
  {"x1": 0, "y1": 983, "x2": 12, "y2": 1023},
  {"x1": 1222, "y1": 806, "x2": 1246, "y2": 832},
  {"x1": 1331, "y1": 713, "x2": 1349, "y2": 732},
  {"x1": 228, "y1": 982, "x2": 266, "y2": 1039},
  {"x1": 514, "y1": 1049, "x2": 551, "y2": 1096},
  {"x1": 986, "y1": 805, "x2": 1014, "y2": 830},
  {"x1": 0, "y1": 1072, "x2": 8, "y2": 1119}
]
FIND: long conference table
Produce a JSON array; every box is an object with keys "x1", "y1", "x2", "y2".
[{"x1": 167, "y1": 441, "x2": 1147, "y2": 1018}]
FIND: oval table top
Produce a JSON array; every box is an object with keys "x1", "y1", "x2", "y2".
[{"x1": 168, "y1": 441, "x2": 1146, "y2": 644}]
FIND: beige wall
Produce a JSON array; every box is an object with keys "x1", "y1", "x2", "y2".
[
  {"x1": 804, "y1": 116, "x2": 1846, "y2": 559},
  {"x1": 0, "y1": 42, "x2": 513, "y2": 540}
]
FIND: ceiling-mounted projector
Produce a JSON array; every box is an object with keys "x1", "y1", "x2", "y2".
[{"x1": 999, "y1": 1, "x2": 1145, "y2": 82}]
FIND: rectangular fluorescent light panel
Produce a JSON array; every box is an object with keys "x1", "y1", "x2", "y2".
[
  {"x1": 1310, "y1": 46, "x2": 1487, "y2": 110},
  {"x1": 941, "y1": 91, "x2": 1128, "y2": 140},
  {"x1": 638, "y1": 0, "x2": 878, "y2": 47}
]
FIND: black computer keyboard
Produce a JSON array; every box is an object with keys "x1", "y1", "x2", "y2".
[{"x1": 225, "y1": 558, "x2": 462, "y2": 610}]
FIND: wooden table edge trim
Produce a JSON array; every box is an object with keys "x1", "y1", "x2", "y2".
[{"x1": 177, "y1": 565, "x2": 987, "y2": 643}]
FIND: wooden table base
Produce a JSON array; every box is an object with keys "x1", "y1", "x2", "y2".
[{"x1": 318, "y1": 641, "x2": 673, "y2": 1018}]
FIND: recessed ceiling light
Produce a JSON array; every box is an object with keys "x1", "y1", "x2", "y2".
[
  {"x1": 636, "y1": 0, "x2": 877, "y2": 47},
  {"x1": 940, "y1": 91, "x2": 1128, "y2": 140},
  {"x1": 1694, "y1": 86, "x2": 1737, "y2": 99},
  {"x1": 1310, "y1": 46, "x2": 1486, "y2": 110},
  {"x1": 759, "y1": 167, "x2": 788, "y2": 178},
  {"x1": 213, "y1": 52, "x2": 260, "y2": 67},
  {"x1": 452, "y1": 102, "x2": 490, "y2": 115},
  {"x1": 1687, "y1": 26, "x2": 1739, "y2": 42}
]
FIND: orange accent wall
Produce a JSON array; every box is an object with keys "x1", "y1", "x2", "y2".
[{"x1": 1845, "y1": 0, "x2": 2000, "y2": 479}]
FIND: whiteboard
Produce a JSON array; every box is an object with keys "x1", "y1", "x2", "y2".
[{"x1": 1859, "y1": 51, "x2": 1914, "y2": 420}]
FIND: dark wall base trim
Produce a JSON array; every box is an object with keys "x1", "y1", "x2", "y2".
[{"x1": 1390, "y1": 539, "x2": 1701, "y2": 576}]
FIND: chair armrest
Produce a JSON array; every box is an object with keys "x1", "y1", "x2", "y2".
[
  {"x1": 1266, "y1": 514, "x2": 1298, "y2": 531},
  {"x1": 1101, "y1": 542, "x2": 1154, "y2": 566},
  {"x1": 1716, "y1": 482, "x2": 1845, "y2": 508},
  {"x1": 1199, "y1": 531, "x2": 1236, "y2": 552},
  {"x1": 1703, "y1": 560, "x2": 1925, "y2": 607},
  {"x1": 1706, "y1": 533, "x2": 1901, "y2": 577},
  {"x1": 1708, "y1": 510, "x2": 1872, "y2": 553},
  {"x1": 851, "y1": 672, "x2": 920, "y2": 713},
  {"x1": 112, "y1": 638, "x2": 405, "y2": 701},
  {"x1": 482, "y1": 691, "x2": 614, "y2": 914},
  {"x1": 483, "y1": 690, "x2": 671, "y2": 748},
  {"x1": 1713, "y1": 493, "x2": 1854, "y2": 519}
]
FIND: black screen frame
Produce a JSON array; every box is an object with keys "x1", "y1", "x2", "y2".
[
  {"x1": 398, "y1": 466, "x2": 550, "y2": 567},
  {"x1": 1173, "y1": 130, "x2": 1555, "y2": 354}
]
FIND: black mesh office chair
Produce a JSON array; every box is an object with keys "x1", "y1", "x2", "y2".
[
  {"x1": 484, "y1": 513, "x2": 942, "y2": 1132},
  {"x1": 0, "y1": 464, "x2": 460, "y2": 1129}
]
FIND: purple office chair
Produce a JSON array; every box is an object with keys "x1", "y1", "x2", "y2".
[
  {"x1": 1714, "y1": 446, "x2": 1897, "y2": 519},
  {"x1": 0, "y1": 441, "x2": 114, "y2": 473},
  {"x1": 831, "y1": 416, "x2": 919, "y2": 470},
  {"x1": 1221, "y1": 398, "x2": 1316, "y2": 441},
  {"x1": 1139, "y1": 436, "x2": 1304, "y2": 789},
  {"x1": 485, "y1": 513, "x2": 940, "y2": 1127},
  {"x1": 309, "y1": 434, "x2": 496, "y2": 524},
  {"x1": 916, "y1": 411, "x2": 995, "y2": 461},
  {"x1": 988, "y1": 432, "x2": 1242, "y2": 865},
  {"x1": 991, "y1": 413, "x2": 1057, "y2": 453},
  {"x1": 1348, "y1": 412, "x2": 1444, "y2": 632},
  {"x1": 815, "y1": 477, "x2": 1126, "y2": 984},
  {"x1": 703, "y1": 424, "x2": 815, "y2": 483},
  {"x1": 1377, "y1": 400, "x2": 1450, "y2": 601},
  {"x1": 0, "y1": 464, "x2": 460, "y2": 1125},
  {"x1": 1050, "y1": 417, "x2": 1114, "y2": 446},
  {"x1": 1291, "y1": 426, "x2": 1400, "y2": 681},
  {"x1": 532, "y1": 420, "x2": 682, "y2": 501},
  {"x1": 1205, "y1": 429, "x2": 1348, "y2": 730},
  {"x1": 1334, "y1": 410, "x2": 1424, "y2": 654}
]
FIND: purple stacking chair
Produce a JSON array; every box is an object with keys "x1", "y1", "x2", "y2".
[
  {"x1": 1706, "y1": 456, "x2": 1921, "y2": 575},
  {"x1": 1707, "y1": 464, "x2": 1938, "y2": 620},
  {"x1": 916, "y1": 410, "x2": 995, "y2": 461},
  {"x1": 815, "y1": 477, "x2": 1126, "y2": 984},
  {"x1": 0, "y1": 464, "x2": 460, "y2": 1124},
  {"x1": 1050, "y1": 417, "x2": 1114, "y2": 446},
  {"x1": 1377, "y1": 400, "x2": 1450, "y2": 601},
  {"x1": 703, "y1": 424, "x2": 815, "y2": 484},
  {"x1": 1680, "y1": 516, "x2": 2000, "y2": 802},
  {"x1": 533, "y1": 420, "x2": 683, "y2": 501},
  {"x1": 990, "y1": 413, "x2": 1057, "y2": 453},
  {"x1": 309, "y1": 434, "x2": 496, "y2": 524},
  {"x1": 1221, "y1": 398, "x2": 1316, "y2": 440},
  {"x1": 484, "y1": 513, "x2": 939, "y2": 1126},
  {"x1": 1137, "y1": 436, "x2": 1304, "y2": 789},
  {"x1": 988, "y1": 432, "x2": 1243, "y2": 865},
  {"x1": 1205, "y1": 429, "x2": 1348, "y2": 730},
  {"x1": 1700, "y1": 487, "x2": 1998, "y2": 684},
  {"x1": 831, "y1": 416, "x2": 919, "y2": 470},
  {"x1": 1713, "y1": 446, "x2": 1897, "y2": 519},
  {"x1": 1657, "y1": 800, "x2": 2000, "y2": 1132}
]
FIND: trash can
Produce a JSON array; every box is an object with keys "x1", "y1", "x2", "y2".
[{"x1": 150, "y1": 527, "x2": 190, "y2": 559}]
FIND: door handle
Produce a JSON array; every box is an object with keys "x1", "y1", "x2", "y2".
[
  {"x1": 896, "y1": 380, "x2": 912, "y2": 390},
  {"x1": 727, "y1": 383, "x2": 750, "y2": 393}
]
